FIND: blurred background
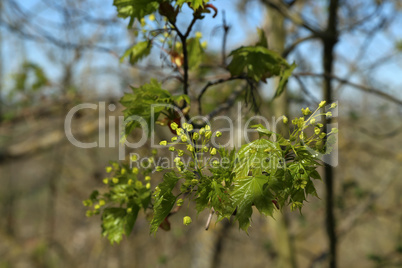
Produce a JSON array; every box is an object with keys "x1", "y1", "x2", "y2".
[{"x1": 0, "y1": 0, "x2": 402, "y2": 267}]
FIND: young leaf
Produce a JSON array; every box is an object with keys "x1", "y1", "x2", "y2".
[
  {"x1": 273, "y1": 62, "x2": 297, "y2": 99},
  {"x1": 231, "y1": 175, "x2": 274, "y2": 231},
  {"x1": 227, "y1": 46, "x2": 290, "y2": 83},
  {"x1": 187, "y1": 37, "x2": 204, "y2": 70},
  {"x1": 234, "y1": 138, "x2": 281, "y2": 178},
  {"x1": 120, "y1": 41, "x2": 152, "y2": 65},
  {"x1": 113, "y1": 0, "x2": 159, "y2": 27},
  {"x1": 150, "y1": 172, "x2": 180, "y2": 234}
]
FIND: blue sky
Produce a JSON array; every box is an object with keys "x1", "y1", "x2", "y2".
[{"x1": 1, "y1": 0, "x2": 402, "y2": 112}]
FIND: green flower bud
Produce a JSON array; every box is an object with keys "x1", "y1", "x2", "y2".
[
  {"x1": 127, "y1": 207, "x2": 132, "y2": 213},
  {"x1": 103, "y1": 178, "x2": 109, "y2": 184},
  {"x1": 199, "y1": 128, "x2": 205, "y2": 135},
  {"x1": 177, "y1": 199, "x2": 184, "y2": 206},
  {"x1": 187, "y1": 144, "x2": 194, "y2": 152},
  {"x1": 181, "y1": 135, "x2": 187, "y2": 142},
  {"x1": 319, "y1": 100, "x2": 326, "y2": 108},
  {"x1": 146, "y1": 182, "x2": 151, "y2": 189},
  {"x1": 205, "y1": 131, "x2": 212, "y2": 139},
  {"x1": 215, "y1": 131, "x2": 222, "y2": 137},
  {"x1": 330, "y1": 103, "x2": 337, "y2": 109},
  {"x1": 135, "y1": 181, "x2": 143, "y2": 188},
  {"x1": 159, "y1": 140, "x2": 168, "y2": 146},
  {"x1": 145, "y1": 176, "x2": 151, "y2": 181},
  {"x1": 132, "y1": 167, "x2": 139, "y2": 174},
  {"x1": 105, "y1": 166, "x2": 112, "y2": 173},
  {"x1": 170, "y1": 122, "x2": 178, "y2": 130},
  {"x1": 128, "y1": 179, "x2": 133, "y2": 185},
  {"x1": 99, "y1": 199, "x2": 106, "y2": 206},
  {"x1": 326, "y1": 112, "x2": 332, "y2": 118},
  {"x1": 283, "y1": 116, "x2": 288, "y2": 124},
  {"x1": 169, "y1": 146, "x2": 175, "y2": 151},
  {"x1": 156, "y1": 166, "x2": 164, "y2": 172},
  {"x1": 314, "y1": 127, "x2": 320, "y2": 135},
  {"x1": 178, "y1": 150, "x2": 184, "y2": 156},
  {"x1": 302, "y1": 107, "x2": 312, "y2": 116},
  {"x1": 331, "y1": 128, "x2": 338, "y2": 134},
  {"x1": 171, "y1": 136, "x2": 178, "y2": 142},
  {"x1": 210, "y1": 148, "x2": 217, "y2": 155},
  {"x1": 310, "y1": 118, "x2": 316, "y2": 124},
  {"x1": 183, "y1": 216, "x2": 192, "y2": 225},
  {"x1": 319, "y1": 133, "x2": 326, "y2": 139},
  {"x1": 193, "y1": 132, "x2": 200, "y2": 140},
  {"x1": 112, "y1": 177, "x2": 119, "y2": 184}
]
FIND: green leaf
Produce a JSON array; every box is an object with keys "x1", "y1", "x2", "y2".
[
  {"x1": 255, "y1": 28, "x2": 268, "y2": 48},
  {"x1": 125, "y1": 203, "x2": 140, "y2": 236},
  {"x1": 176, "y1": 0, "x2": 207, "y2": 10},
  {"x1": 120, "y1": 79, "x2": 174, "y2": 136},
  {"x1": 231, "y1": 175, "x2": 274, "y2": 231},
  {"x1": 273, "y1": 62, "x2": 297, "y2": 99},
  {"x1": 101, "y1": 208, "x2": 127, "y2": 244},
  {"x1": 227, "y1": 46, "x2": 290, "y2": 82},
  {"x1": 234, "y1": 138, "x2": 281, "y2": 178},
  {"x1": 120, "y1": 41, "x2": 152, "y2": 65},
  {"x1": 113, "y1": 0, "x2": 159, "y2": 27},
  {"x1": 150, "y1": 172, "x2": 180, "y2": 234},
  {"x1": 187, "y1": 37, "x2": 204, "y2": 70}
]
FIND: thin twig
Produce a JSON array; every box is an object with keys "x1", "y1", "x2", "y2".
[
  {"x1": 198, "y1": 76, "x2": 247, "y2": 115},
  {"x1": 205, "y1": 208, "x2": 215, "y2": 230},
  {"x1": 294, "y1": 72, "x2": 402, "y2": 106}
]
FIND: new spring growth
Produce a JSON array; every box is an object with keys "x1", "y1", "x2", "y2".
[
  {"x1": 302, "y1": 107, "x2": 312, "y2": 116},
  {"x1": 160, "y1": 140, "x2": 168, "y2": 146},
  {"x1": 176, "y1": 199, "x2": 184, "y2": 207},
  {"x1": 283, "y1": 116, "x2": 288, "y2": 124},
  {"x1": 183, "y1": 216, "x2": 192, "y2": 225},
  {"x1": 170, "y1": 122, "x2": 178, "y2": 130},
  {"x1": 210, "y1": 148, "x2": 217, "y2": 155},
  {"x1": 319, "y1": 100, "x2": 326, "y2": 108}
]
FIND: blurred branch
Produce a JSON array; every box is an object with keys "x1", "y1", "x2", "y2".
[{"x1": 294, "y1": 72, "x2": 402, "y2": 106}]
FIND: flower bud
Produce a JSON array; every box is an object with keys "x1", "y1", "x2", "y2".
[
  {"x1": 283, "y1": 116, "x2": 288, "y2": 124},
  {"x1": 183, "y1": 216, "x2": 192, "y2": 225},
  {"x1": 319, "y1": 100, "x2": 326, "y2": 108},
  {"x1": 159, "y1": 140, "x2": 168, "y2": 146},
  {"x1": 210, "y1": 148, "x2": 217, "y2": 155}
]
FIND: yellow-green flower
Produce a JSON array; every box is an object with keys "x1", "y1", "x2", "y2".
[
  {"x1": 195, "y1": 32, "x2": 202, "y2": 39},
  {"x1": 135, "y1": 181, "x2": 143, "y2": 188},
  {"x1": 193, "y1": 132, "x2": 200, "y2": 140},
  {"x1": 121, "y1": 168, "x2": 126, "y2": 175},
  {"x1": 301, "y1": 107, "x2": 312, "y2": 116},
  {"x1": 330, "y1": 103, "x2": 337, "y2": 109},
  {"x1": 112, "y1": 177, "x2": 119, "y2": 184},
  {"x1": 127, "y1": 207, "x2": 132, "y2": 213},
  {"x1": 103, "y1": 178, "x2": 109, "y2": 184},
  {"x1": 210, "y1": 148, "x2": 217, "y2": 155},
  {"x1": 215, "y1": 131, "x2": 222, "y2": 137},
  {"x1": 128, "y1": 179, "x2": 133, "y2": 185},
  {"x1": 205, "y1": 131, "x2": 212, "y2": 139},
  {"x1": 199, "y1": 128, "x2": 205, "y2": 135},
  {"x1": 160, "y1": 140, "x2": 168, "y2": 146},
  {"x1": 176, "y1": 128, "x2": 184, "y2": 135},
  {"x1": 169, "y1": 146, "x2": 175, "y2": 151},
  {"x1": 205, "y1": 125, "x2": 211, "y2": 131},
  {"x1": 177, "y1": 199, "x2": 184, "y2": 206},
  {"x1": 310, "y1": 118, "x2": 316, "y2": 124},
  {"x1": 171, "y1": 136, "x2": 178, "y2": 142},
  {"x1": 99, "y1": 199, "x2": 105, "y2": 206},
  {"x1": 183, "y1": 216, "x2": 192, "y2": 225},
  {"x1": 130, "y1": 154, "x2": 138, "y2": 161},
  {"x1": 105, "y1": 166, "x2": 112, "y2": 173},
  {"x1": 149, "y1": 14, "x2": 156, "y2": 21},
  {"x1": 319, "y1": 133, "x2": 326, "y2": 139},
  {"x1": 145, "y1": 176, "x2": 151, "y2": 181},
  {"x1": 146, "y1": 182, "x2": 151, "y2": 189},
  {"x1": 187, "y1": 144, "x2": 194, "y2": 152},
  {"x1": 178, "y1": 150, "x2": 184, "y2": 156},
  {"x1": 201, "y1": 41, "x2": 208, "y2": 49},
  {"x1": 132, "y1": 167, "x2": 139, "y2": 174},
  {"x1": 170, "y1": 122, "x2": 178, "y2": 130},
  {"x1": 94, "y1": 204, "x2": 100, "y2": 210},
  {"x1": 283, "y1": 116, "x2": 288, "y2": 124},
  {"x1": 326, "y1": 112, "x2": 332, "y2": 118},
  {"x1": 156, "y1": 166, "x2": 164, "y2": 172},
  {"x1": 314, "y1": 127, "x2": 320, "y2": 135},
  {"x1": 181, "y1": 135, "x2": 187, "y2": 142},
  {"x1": 319, "y1": 100, "x2": 326, "y2": 108}
]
